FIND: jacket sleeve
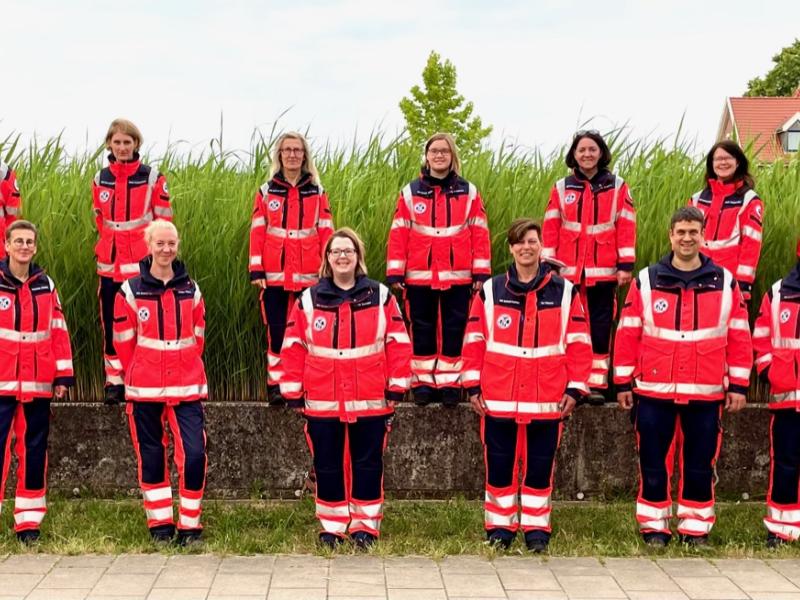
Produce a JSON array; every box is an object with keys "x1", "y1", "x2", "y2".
[
  {"x1": 461, "y1": 286, "x2": 488, "y2": 396},
  {"x1": 279, "y1": 298, "x2": 308, "y2": 407},
  {"x1": 0, "y1": 168, "x2": 21, "y2": 223},
  {"x1": 151, "y1": 174, "x2": 173, "y2": 220},
  {"x1": 613, "y1": 276, "x2": 645, "y2": 392},
  {"x1": 726, "y1": 280, "x2": 754, "y2": 395},
  {"x1": 468, "y1": 190, "x2": 492, "y2": 282},
  {"x1": 386, "y1": 192, "x2": 410, "y2": 284},
  {"x1": 752, "y1": 290, "x2": 773, "y2": 378},
  {"x1": 564, "y1": 288, "x2": 592, "y2": 400},
  {"x1": 541, "y1": 186, "x2": 561, "y2": 261},
  {"x1": 383, "y1": 293, "x2": 412, "y2": 401},
  {"x1": 735, "y1": 194, "x2": 764, "y2": 295},
  {"x1": 193, "y1": 284, "x2": 206, "y2": 356},
  {"x1": 112, "y1": 285, "x2": 138, "y2": 375},
  {"x1": 615, "y1": 181, "x2": 636, "y2": 272},
  {"x1": 51, "y1": 286, "x2": 75, "y2": 388},
  {"x1": 317, "y1": 191, "x2": 334, "y2": 251},
  {"x1": 248, "y1": 189, "x2": 267, "y2": 280}
]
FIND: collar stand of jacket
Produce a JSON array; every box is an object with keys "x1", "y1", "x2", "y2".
[
  {"x1": 273, "y1": 170, "x2": 313, "y2": 189},
  {"x1": 137, "y1": 256, "x2": 190, "y2": 289},
  {"x1": 781, "y1": 261, "x2": 800, "y2": 294},
  {"x1": 108, "y1": 152, "x2": 142, "y2": 177},
  {"x1": 573, "y1": 167, "x2": 612, "y2": 185},
  {"x1": 421, "y1": 167, "x2": 456, "y2": 188},
  {"x1": 315, "y1": 275, "x2": 373, "y2": 306},
  {"x1": 707, "y1": 177, "x2": 745, "y2": 197},
  {"x1": 655, "y1": 253, "x2": 720, "y2": 287},
  {"x1": 0, "y1": 258, "x2": 44, "y2": 286},
  {"x1": 506, "y1": 262, "x2": 553, "y2": 294}
]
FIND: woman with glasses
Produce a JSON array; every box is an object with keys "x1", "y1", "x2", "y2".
[
  {"x1": 249, "y1": 132, "x2": 334, "y2": 405},
  {"x1": 386, "y1": 132, "x2": 491, "y2": 406},
  {"x1": 541, "y1": 130, "x2": 636, "y2": 402},
  {"x1": 280, "y1": 228, "x2": 411, "y2": 548},
  {"x1": 688, "y1": 140, "x2": 763, "y2": 300},
  {"x1": 93, "y1": 119, "x2": 173, "y2": 405}
]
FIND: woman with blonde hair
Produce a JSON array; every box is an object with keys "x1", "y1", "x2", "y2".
[{"x1": 249, "y1": 132, "x2": 334, "y2": 405}]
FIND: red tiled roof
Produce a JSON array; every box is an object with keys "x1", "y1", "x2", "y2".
[{"x1": 725, "y1": 96, "x2": 800, "y2": 161}]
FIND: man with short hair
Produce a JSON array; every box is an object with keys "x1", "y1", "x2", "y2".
[{"x1": 614, "y1": 206, "x2": 752, "y2": 547}]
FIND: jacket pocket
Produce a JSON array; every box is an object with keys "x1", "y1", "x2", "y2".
[
  {"x1": 450, "y1": 228, "x2": 472, "y2": 271},
  {"x1": 0, "y1": 344, "x2": 19, "y2": 383},
  {"x1": 594, "y1": 228, "x2": 617, "y2": 268},
  {"x1": 536, "y1": 356, "x2": 568, "y2": 402},
  {"x1": 300, "y1": 234, "x2": 322, "y2": 275},
  {"x1": 556, "y1": 228, "x2": 581, "y2": 265},
  {"x1": 481, "y1": 352, "x2": 515, "y2": 400},
  {"x1": 695, "y1": 337, "x2": 727, "y2": 384},
  {"x1": 355, "y1": 354, "x2": 387, "y2": 400},
  {"x1": 407, "y1": 230, "x2": 432, "y2": 272},
  {"x1": 768, "y1": 349, "x2": 795, "y2": 394},
  {"x1": 303, "y1": 355, "x2": 335, "y2": 400},
  {"x1": 640, "y1": 338, "x2": 674, "y2": 383},
  {"x1": 35, "y1": 347, "x2": 56, "y2": 383},
  {"x1": 262, "y1": 235, "x2": 285, "y2": 273}
]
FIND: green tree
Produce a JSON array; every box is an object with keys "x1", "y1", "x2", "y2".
[
  {"x1": 399, "y1": 51, "x2": 492, "y2": 157},
  {"x1": 745, "y1": 39, "x2": 800, "y2": 96}
]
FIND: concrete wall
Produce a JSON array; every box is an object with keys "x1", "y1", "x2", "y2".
[{"x1": 44, "y1": 402, "x2": 773, "y2": 500}]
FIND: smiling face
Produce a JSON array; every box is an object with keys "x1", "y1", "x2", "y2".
[
  {"x1": 426, "y1": 139, "x2": 453, "y2": 176},
  {"x1": 573, "y1": 136, "x2": 601, "y2": 175},
  {"x1": 5, "y1": 228, "x2": 37, "y2": 268},
  {"x1": 108, "y1": 132, "x2": 137, "y2": 162},
  {"x1": 509, "y1": 228, "x2": 541, "y2": 269},
  {"x1": 327, "y1": 235, "x2": 358, "y2": 280},
  {"x1": 669, "y1": 219, "x2": 704, "y2": 262},
  {"x1": 148, "y1": 227, "x2": 179, "y2": 269},
  {"x1": 712, "y1": 147, "x2": 738, "y2": 182}
]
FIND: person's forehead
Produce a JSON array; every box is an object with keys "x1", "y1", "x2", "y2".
[
  {"x1": 282, "y1": 138, "x2": 303, "y2": 147},
  {"x1": 11, "y1": 230, "x2": 35, "y2": 238},
  {"x1": 331, "y1": 237, "x2": 355, "y2": 248},
  {"x1": 673, "y1": 220, "x2": 702, "y2": 229}
]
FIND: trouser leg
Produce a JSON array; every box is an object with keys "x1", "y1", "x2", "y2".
[
  {"x1": 261, "y1": 287, "x2": 294, "y2": 390},
  {"x1": 676, "y1": 401, "x2": 723, "y2": 537},
  {"x1": 305, "y1": 417, "x2": 348, "y2": 537},
  {"x1": 482, "y1": 415, "x2": 520, "y2": 535},
  {"x1": 0, "y1": 398, "x2": 16, "y2": 512},
  {"x1": 520, "y1": 419, "x2": 562, "y2": 537},
  {"x1": 765, "y1": 409, "x2": 800, "y2": 540},
  {"x1": 99, "y1": 276, "x2": 124, "y2": 387},
  {"x1": 127, "y1": 402, "x2": 174, "y2": 530},
  {"x1": 634, "y1": 396, "x2": 677, "y2": 535},
  {"x1": 404, "y1": 285, "x2": 439, "y2": 396},
  {"x1": 168, "y1": 401, "x2": 207, "y2": 532},
  {"x1": 348, "y1": 416, "x2": 389, "y2": 536},
  {"x1": 584, "y1": 281, "x2": 616, "y2": 391},
  {"x1": 437, "y1": 284, "x2": 472, "y2": 401},
  {"x1": 11, "y1": 399, "x2": 51, "y2": 532}
]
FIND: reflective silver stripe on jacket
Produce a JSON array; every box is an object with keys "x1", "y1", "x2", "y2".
[
  {"x1": 137, "y1": 336, "x2": 197, "y2": 351},
  {"x1": 0, "y1": 329, "x2": 50, "y2": 342},
  {"x1": 401, "y1": 182, "x2": 477, "y2": 238}
]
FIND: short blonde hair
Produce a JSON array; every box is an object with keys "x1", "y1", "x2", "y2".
[
  {"x1": 319, "y1": 228, "x2": 368, "y2": 279},
  {"x1": 144, "y1": 219, "x2": 179, "y2": 245},
  {"x1": 424, "y1": 132, "x2": 461, "y2": 176},
  {"x1": 105, "y1": 119, "x2": 143, "y2": 152},
  {"x1": 269, "y1": 132, "x2": 321, "y2": 186}
]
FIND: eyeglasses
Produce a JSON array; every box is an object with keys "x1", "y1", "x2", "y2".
[
  {"x1": 574, "y1": 129, "x2": 600, "y2": 138},
  {"x1": 328, "y1": 248, "x2": 356, "y2": 258},
  {"x1": 280, "y1": 148, "x2": 305, "y2": 156},
  {"x1": 427, "y1": 148, "x2": 451, "y2": 156},
  {"x1": 11, "y1": 238, "x2": 36, "y2": 248}
]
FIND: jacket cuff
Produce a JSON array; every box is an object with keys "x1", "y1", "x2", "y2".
[
  {"x1": 615, "y1": 382, "x2": 632, "y2": 393},
  {"x1": 616, "y1": 262, "x2": 634, "y2": 272},
  {"x1": 286, "y1": 399, "x2": 304, "y2": 409},
  {"x1": 466, "y1": 385, "x2": 481, "y2": 397},
  {"x1": 472, "y1": 273, "x2": 491, "y2": 283},
  {"x1": 385, "y1": 275, "x2": 404, "y2": 285},
  {"x1": 565, "y1": 388, "x2": 584, "y2": 401},
  {"x1": 54, "y1": 376, "x2": 76, "y2": 388},
  {"x1": 727, "y1": 383, "x2": 748, "y2": 396},
  {"x1": 250, "y1": 270, "x2": 266, "y2": 281},
  {"x1": 385, "y1": 390, "x2": 405, "y2": 402}
]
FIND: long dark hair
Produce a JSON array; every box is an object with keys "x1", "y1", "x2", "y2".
[
  {"x1": 565, "y1": 131, "x2": 612, "y2": 172},
  {"x1": 705, "y1": 140, "x2": 754, "y2": 189}
]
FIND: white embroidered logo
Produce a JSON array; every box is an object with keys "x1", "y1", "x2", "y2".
[
  {"x1": 564, "y1": 192, "x2": 578, "y2": 205},
  {"x1": 313, "y1": 316, "x2": 327, "y2": 331},
  {"x1": 99, "y1": 190, "x2": 111, "y2": 202},
  {"x1": 0, "y1": 297, "x2": 10, "y2": 310},
  {"x1": 268, "y1": 199, "x2": 281, "y2": 211},
  {"x1": 413, "y1": 202, "x2": 427, "y2": 214},
  {"x1": 653, "y1": 299, "x2": 669, "y2": 314},
  {"x1": 138, "y1": 307, "x2": 150, "y2": 322},
  {"x1": 496, "y1": 314, "x2": 513, "y2": 330},
  {"x1": 162, "y1": 181, "x2": 169, "y2": 194},
  {"x1": 780, "y1": 309, "x2": 791, "y2": 324}
]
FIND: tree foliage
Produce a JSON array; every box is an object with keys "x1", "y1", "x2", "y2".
[
  {"x1": 746, "y1": 39, "x2": 800, "y2": 97},
  {"x1": 399, "y1": 51, "x2": 492, "y2": 157}
]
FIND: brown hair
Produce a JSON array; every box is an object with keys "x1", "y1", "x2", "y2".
[
  {"x1": 705, "y1": 140, "x2": 754, "y2": 189},
  {"x1": 565, "y1": 130, "x2": 612, "y2": 172},
  {"x1": 5, "y1": 219, "x2": 37, "y2": 242},
  {"x1": 670, "y1": 206, "x2": 705, "y2": 230},
  {"x1": 319, "y1": 227, "x2": 368, "y2": 278},
  {"x1": 424, "y1": 132, "x2": 462, "y2": 176},
  {"x1": 105, "y1": 118, "x2": 143, "y2": 152},
  {"x1": 506, "y1": 218, "x2": 541, "y2": 245}
]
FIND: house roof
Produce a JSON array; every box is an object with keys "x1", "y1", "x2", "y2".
[{"x1": 722, "y1": 92, "x2": 800, "y2": 160}]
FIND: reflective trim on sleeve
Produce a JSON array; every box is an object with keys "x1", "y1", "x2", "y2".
[
  {"x1": 250, "y1": 216, "x2": 266, "y2": 229},
  {"x1": 742, "y1": 225, "x2": 762, "y2": 241},
  {"x1": 113, "y1": 329, "x2": 136, "y2": 343}
]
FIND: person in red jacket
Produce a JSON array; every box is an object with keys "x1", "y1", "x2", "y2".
[
  {"x1": 0, "y1": 220, "x2": 74, "y2": 544},
  {"x1": 113, "y1": 219, "x2": 207, "y2": 546},
  {"x1": 752, "y1": 247, "x2": 800, "y2": 547},
  {"x1": 0, "y1": 161, "x2": 23, "y2": 260},
  {"x1": 689, "y1": 140, "x2": 763, "y2": 300},
  {"x1": 94, "y1": 119, "x2": 172, "y2": 406},
  {"x1": 542, "y1": 131, "x2": 636, "y2": 400},
  {"x1": 386, "y1": 133, "x2": 491, "y2": 406},
  {"x1": 249, "y1": 132, "x2": 334, "y2": 406},
  {"x1": 614, "y1": 206, "x2": 752, "y2": 547},
  {"x1": 281, "y1": 227, "x2": 412, "y2": 548},
  {"x1": 462, "y1": 218, "x2": 592, "y2": 552}
]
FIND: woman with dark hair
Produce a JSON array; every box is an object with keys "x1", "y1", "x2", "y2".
[
  {"x1": 688, "y1": 140, "x2": 763, "y2": 299},
  {"x1": 542, "y1": 130, "x2": 636, "y2": 401}
]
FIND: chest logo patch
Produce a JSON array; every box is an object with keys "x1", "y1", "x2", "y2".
[
  {"x1": 780, "y1": 309, "x2": 791, "y2": 324},
  {"x1": 496, "y1": 314, "x2": 513, "y2": 330},
  {"x1": 0, "y1": 297, "x2": 11, "y2": 310},
  {"x1": 564, "y1": 192, "x2": 578, "y2": 205},
  {"x1": 313, "y1": 316, "x2": 327, "y2": 331},
  {"x1": 268, "y1": 199, "x2": 281, "y2": 212},
  {"x1": 653, "y1": 298, "x2": 669, "y2": 314},
  {"x1": 99, "y1": 190, "x2": 111, "y2": 203},
  {"x1": 138, "y1": 307, "x2": 151, "y2": 322},
  {"x1": 162, "y1": 181, "x2": 168, "y2": 194},
  {"x1": 413, "y1": 202, "x2": 427, "y2": 214}
]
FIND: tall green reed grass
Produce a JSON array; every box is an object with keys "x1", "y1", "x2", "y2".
[{"x1": 2, "y1": 129, "x2": 799, "y2": 400}]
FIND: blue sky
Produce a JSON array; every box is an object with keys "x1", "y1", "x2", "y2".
[{"x1": 2, "y1": 0, "x2": 799, "y2": 159}]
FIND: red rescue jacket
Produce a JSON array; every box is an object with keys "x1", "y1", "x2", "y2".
[
  {"x1": 386, "y1": 169, "x2": 491, "y2": 289},
  {"x1": 753, "y1": 263, "x2": 800, "y2": 410},
  {"x1": 689, "y1": 179, "x2": 763, "y2": 296},
  {"x1": 613, "y1": 254, "x2": 752, "y2": 403},
  {"x1": 0, "y1": 162, "x2": 22, "y2": 261},
  {"x1": 113, "y1": 258, "x2": 207, "y2": 403},
  {"x1": 461, "y1": 263, "x2": 592, "y2": 422},
  {"x1": 93, "y1": 154, "x2": 172, "y2": 282},
  {"x1": 280, "y1": 276, "x2": 412, "y2": 421},
  {"x1": 248, "y1": 172, "x2": 334, "y2": 291},
  {"x1": 0, "y1": 260, "x2": 75, "y2": 401},
  {"x1": 541, "y1": 169, "x2": 636, "y2": 285}
]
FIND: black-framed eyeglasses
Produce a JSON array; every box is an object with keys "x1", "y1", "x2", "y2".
[{"x1": 328, "y1": 248, "x2": 356, "y2": 257}]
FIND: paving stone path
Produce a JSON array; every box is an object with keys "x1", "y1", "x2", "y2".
[{"x1": 0, "y1": 554, "x2": 799, "y2": 599}]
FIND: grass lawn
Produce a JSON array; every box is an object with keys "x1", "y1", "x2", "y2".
[{"x1": 1, "y1": 497, "x2": 798, "y2": 558}]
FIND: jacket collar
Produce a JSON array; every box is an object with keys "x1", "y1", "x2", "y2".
[
  {"x1": 781, "y1": 262, "x2": 800, "y2": 294},
  {"x1": 108, "y1": 153, "x2": 142, "y2": 177},
  {"x1": 708, "y1": 177, "x2": 744, "y2": 197},
  {"x1": 655, "y1": 253, "x2": 718, "y2": 285},
  {"x1": 420, "y1": 167, "x2": 457, "y2": 188},
  {"x1": 0, "y1": 258, "x2": 44, "y2": 286},
  {"x1": 505, "y1": 262, "x2": 553, "y2": 295},
  {"x1": 272, "y1": 170, "x2": 313, "y2": 189},
  {"x1": 315, "y1": 275, "x2": 373, "y2": 306},
  {"x1": 573, "y1": 168, "x2": 612, "y2": 185},
  {"x1": 137, "y1": 256, "x2": 190, "y2": 289}
]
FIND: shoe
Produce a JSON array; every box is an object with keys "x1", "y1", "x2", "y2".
[
  {"x1": 176, "y1": 529, "x2": 203, "y2": 547},
  {"x1": 319, "y1": 532, "x2": 344, "y2": 548},
  {"x1": 16, "y1": 529, "x2": 40, "y2": 545},
  {"x1": 352, "y1": 531, "x2": 377, "y2": 549},
  {"x1": 642, "y1": 532, "x2": 671, "y2": 547},
  {"x1": 441, "y1": 387, "x2": 462, "y2": 408},
  {"x1": 524, "y1": 530, "x2": 550, "y2": 553},
  {"x1": 267, "y1": 385, "x2": 285, "y2": 407},
  {"x1": 587, "y1": 389, "x2": 608, "y2": 406},
  {"x1": 486, "y1": 528, "x2": 514, "y2": 550},
  {"x1": 103, "y1": 384, "x2": 125, "y2": 406},
  {"x1": 679, "y1": 534, "x2": 709, "y2": 547},
  {"x1": 767, "y1": 533, "x2": 786, "y2": 549},
  {"x1": 149, "y1": 524, "x2": 175, "y2": 544},
  {"x1": 413, "y1": 386, "x2": 436, "y2": 406}
]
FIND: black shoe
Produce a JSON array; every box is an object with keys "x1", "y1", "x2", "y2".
[
  {"x1": 767, "y1": 533, "x2": 786, "y2": 549},
  {"x1": 642, "y1": 532, "x2": 671, "y2": 547},
  {"x1": 103, "y1": 384, "x2": 125, "y2": 406},
  {"x1": 524, "y1": 530, "x2": 550, "y2": 553},
  {"x1": 441, "y1": 387, "x2": 462, "y2": 408},
  {"x1": 487, "y1": 528, "x2": 515, "y2": 550},
  {"x1": 16, "y1": 529, "x2": 40, "y2": 545},
  {"x1": 149, "y1": 524, "x2": 175, "y2": 544},
  {"x1": 267, "y1": 385, "x2": 285, "y2": 407},
  {"x1": 413, "y1": 386, "x2": 436, "y2": 406},
  {"x1": 352, "y1": 531, "x2": 377, "y2": 549},
  {"x1": 587, "y1": 389, "x2": 608, "y2": 405},
  {"x1": 319, "y1": 532, "x2": 344, "y2": 548},
  {"x1": 679, "y1": 534, "x2": 709, "y2": 547},
  {"x1": 176, "y1": 529, "x2": 203, "y2": 547}
]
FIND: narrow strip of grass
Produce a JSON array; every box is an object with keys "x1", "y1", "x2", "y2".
[{"x1": 1, "y1": 498, "x2": 797, "y2": 558}]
